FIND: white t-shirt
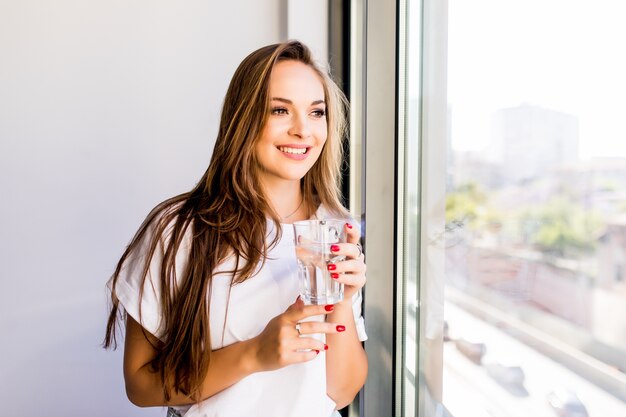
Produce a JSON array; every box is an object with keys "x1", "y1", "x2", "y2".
[{"x1": 108, "y1": 205, "x2": 367, "y2": 417}]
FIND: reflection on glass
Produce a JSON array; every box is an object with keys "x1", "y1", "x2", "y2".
[{"x1": 443, "y1": 1, "x2": 626, "y2": 417}]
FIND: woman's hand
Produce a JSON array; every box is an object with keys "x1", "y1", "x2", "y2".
[
  {"x1": 123, "y1": 298, "x2": 344, "y2": 406},
  {"x1": 250, "y1": 297, "x2": 343, "y2": 372},
  {"x1": 327, "y1": 222, "x2": 366, "y2": 300}
]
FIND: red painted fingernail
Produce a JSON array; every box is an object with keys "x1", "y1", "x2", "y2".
[
  {"x1": 324, "y1": 304, "x2": 334, "y2": 312},
  {"x1": 336, "y1": 325, "x2": 346, "y2": 332},
  {"x1": 331, "y1": 244, "x2": 340, "y2": 252},
  {"x1": 324, "y1": 344, "x2": 329, "y2": 350},
  {"x1": 314, "y1": 350, "x2": 320, "y2": 354},
  {"x1": 331, "y1": 272, "x2": 339, "y2": 279},
  {"x1": 346, "y1": 223, "x2": 353, "y2": 229},
  {"x1": 327, "y1": 264, "x2": 337, "y2": 271}
]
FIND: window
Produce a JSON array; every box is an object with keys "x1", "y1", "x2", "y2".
[{"x1": 395, "y1": 1, "x2": 626, "y2": 416}]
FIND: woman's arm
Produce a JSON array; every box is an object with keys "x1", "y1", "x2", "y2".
[
  {"x1": 123, "y1": 315, "x2": 258, "y2": 406},
  {"x1": 325, "y1": 299, "x2": 368, "y2": 409},
  {"x1": 123, "y1": 300, "x2": 336, "y2": 407},
  {"x1": 324, "y1": 223, "x2": 368, "y2": 409}
]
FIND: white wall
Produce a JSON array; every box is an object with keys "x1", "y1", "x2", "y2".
[
  {"x1": 0, "y1": 1, "x2": 287, "y2": 415},
  {"x1": 287, "y1": 0, "x2": 328, "y2": 68}
]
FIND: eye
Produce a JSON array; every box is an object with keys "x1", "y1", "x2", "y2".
[
  {"x1": 311, "y1": 108, "x2": 326, "y2": 118},
  {"x1": 271, "y1": 107, "x2": 288, "y2": 115}
]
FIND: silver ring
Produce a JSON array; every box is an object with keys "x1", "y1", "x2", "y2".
[
  {"x1": 355, "y1": 242, "x2": 363, "y2": 258},
  {"x1": 295, "y1": 323, "x2": 302, "y2": 335}
]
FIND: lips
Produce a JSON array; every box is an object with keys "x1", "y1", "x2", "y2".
[
  {"x1": 276, "y1": 144, "x2": 311, "y2": 160},
  {"x1": 278, "y1": 146, "x2": 308, "y2": 155}
]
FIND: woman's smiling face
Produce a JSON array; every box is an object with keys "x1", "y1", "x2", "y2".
[{"x1": 254, "y1": 60, "x2": 328, "y2": 188}]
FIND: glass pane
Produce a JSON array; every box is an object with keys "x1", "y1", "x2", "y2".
[
  {"x1": 403, "y1": 0, "x2": 448, "y2": 415},
  {"x1": 443, "y1": 1, "x2": 626, "y2": 417}
]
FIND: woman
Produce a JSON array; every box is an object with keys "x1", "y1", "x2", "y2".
[{"x1": 104, "y1": 40, "x2": 367, "y2": 417}]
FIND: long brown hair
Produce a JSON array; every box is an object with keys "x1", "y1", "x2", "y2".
[{"x1": 104, "y1": 40, "x2": 348, "y2": 401}]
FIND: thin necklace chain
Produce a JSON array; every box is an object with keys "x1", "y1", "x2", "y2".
[{"x1": 281, "y1": 197, "x2": 304, "y2": 221}]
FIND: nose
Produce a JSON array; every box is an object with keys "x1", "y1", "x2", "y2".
[{"x1": 288, "y1": 113, "x2": 312, "y2": 139}]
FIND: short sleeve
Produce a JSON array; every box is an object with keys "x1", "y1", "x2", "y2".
[
  {"x1": 106, "y1": 221, "x2": 191, "y2": 340},
  {"x1": 351, "y1": 288, "x2": 368, "y2": 341}
]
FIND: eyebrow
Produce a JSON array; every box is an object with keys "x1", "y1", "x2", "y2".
[{"x1": 271, "y1": 97, "x2": 326, "y2": 106}]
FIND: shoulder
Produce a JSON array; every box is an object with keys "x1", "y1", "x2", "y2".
[
  {"x1": 126, "y1": 198, "x2": 193, "y2": 261},
  {"x1": 313, "y1": 203, "x2": 350, "y2": 221}
]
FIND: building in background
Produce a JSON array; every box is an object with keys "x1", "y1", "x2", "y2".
[{"x1": 492, "y1": 104, "x2": 579, "y2": 185}]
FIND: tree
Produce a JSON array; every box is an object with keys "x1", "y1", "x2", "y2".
[
  {"x1": 522, "y1": 197, "x2": 602, "y2": 257},
  {"x1": 446, "y1": 182, "x2": 486, "y2": 228}
]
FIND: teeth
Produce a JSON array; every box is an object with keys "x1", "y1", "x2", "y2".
[{"x1": 278, "y1": 146, "x2": 307, "y2": 155}]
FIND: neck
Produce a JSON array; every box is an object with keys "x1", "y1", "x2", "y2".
[{"x1": 261, "y1": 179, "x2": 304, "y2": 221}]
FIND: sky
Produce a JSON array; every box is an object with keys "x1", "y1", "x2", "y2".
[{"x1": 447, "y1": 0, "x2": 626, "y2": 159}]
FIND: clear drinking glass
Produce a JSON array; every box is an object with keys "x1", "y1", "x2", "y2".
[{"x1": 293, "y1": 219, "x2": 346, "y2": 305}]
